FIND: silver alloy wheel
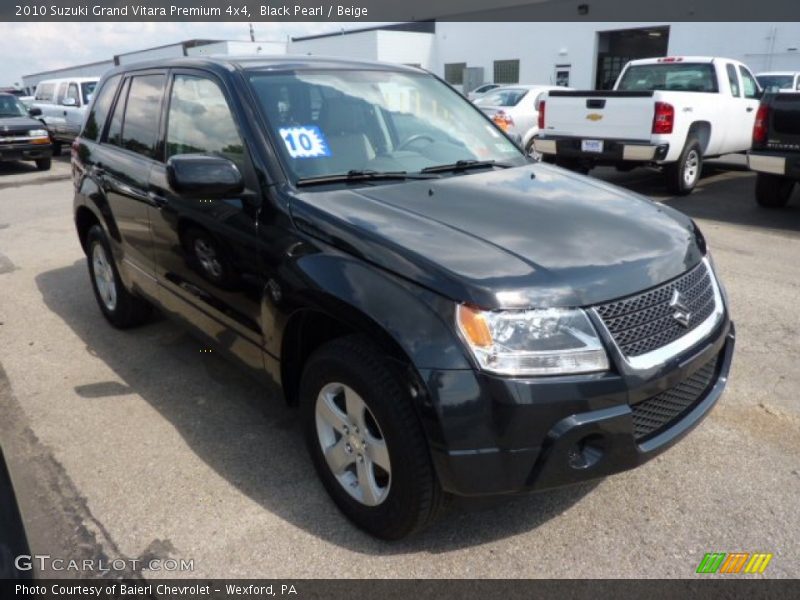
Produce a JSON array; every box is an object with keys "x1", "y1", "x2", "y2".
[
  {"x1": 194, "y1": 238, "x2": 223, "y2": 279},
  {"x1": 92, "y1": 243, "x2": 117, "y2": 311},
  {"x1": 315, "y1": 382, "x2": 391, "y2": 506},
  {"x1": 683, "y1": 149, "x2": 700, "y2": 187}
]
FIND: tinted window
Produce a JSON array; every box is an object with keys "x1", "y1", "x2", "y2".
[
  {"x1": 120, "y1": 75, "x2": 166, "y2": 159},
  {"x1": 83, "y1": 75, "x2": 121, "y2": 141},
  {"x1": 105, "y1": 78, "x2": 130, "y2": 148},
  {"x1": 617, "y1": 63, "x2": 718, "y2": 92},
  {"x1": 726, "y1": 64, "x2": 740, "y2": 97},
  {"x1": 0, "y1": 95, "x2": 28, "y2": 117},
  {"x1": 739, "y1": 67, "x2": 760, "y2": 99},
  {"x1": 166, "y1": 75, "x2": 245, "y2": 167}
]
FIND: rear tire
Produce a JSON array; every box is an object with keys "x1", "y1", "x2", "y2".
[
  {"x1": 300, "y1": 335, "x2": 443, "y2": 539},
  {"x1": 86, "y1": 225, "x2": 151, "y2": 329},
  {"x1": 51, "y1": 142, "x2": 62, "y2": 157},
  {"x1": 665, "y1": 136, "x2": 702, "y2": 195},
  {"x1": 35, "y1": 158, "x2": 51, "y2": 171},
  {"x1": 755, "y1": 173, "x2": 795, "y2": 208}
]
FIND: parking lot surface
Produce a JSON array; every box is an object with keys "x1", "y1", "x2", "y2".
[{"x1": 0, "y1": 156, "x2": 798, "y2": 578}]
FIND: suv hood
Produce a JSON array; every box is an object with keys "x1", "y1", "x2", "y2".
[
  {"x1": 0, "y1": 116, "x2": 44, "y2": 134},
  {"x1": 289, "y1": 163, "x2": 703, "y2": 309}
]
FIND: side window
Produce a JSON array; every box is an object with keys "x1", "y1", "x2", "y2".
[
  {"x1": 105, "y1": 78, "x2": 130, "y2": 148},
  {"x1": 66, "y1": 83, "x2": 80, "y2": 104},
  {"x1": 739, "y1": 67, "x2": 760, "y2": 99},
  {"x1": 166, "y1": 75, "x2": 245, "y2": 168},
  {"x1": 121, "y1": 74, "x2": 166, "y2": 159},
  {"x1": 726, "y1": 64, "x2": 740, "y2": 97},
  {"x1": 56, "y1": 82, "x2": 69, "y2": 104},
  {"x1": 83, "y1": 75, "x2": 121, "y2": 141}
]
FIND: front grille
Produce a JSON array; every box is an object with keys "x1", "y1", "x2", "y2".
[
  {"x1": 594, "y1": 261, "x2": 716, "y2": 357},
  {"x1": 631, "y1": 353, "x2": 720, "y2": 441}
]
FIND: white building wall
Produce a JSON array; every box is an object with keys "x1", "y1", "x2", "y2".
[
  {"x1": 187, "y1": 40, "x2": 288, "y2": 57},
  {"x1": 115, "y1": 43, "x2": 187, "y2": 65},
  {"x1": 290, "y1": 31, "x2": 379, "y2": 60},
  {"x1": 375, "y1": 31, "x2": 436, "y2": 68},
  {"x1": 22, "y1": 61, "x2": 115, "y2": 92},
  {"x1": 434, "y1": 21, "x2": 800, "y2": 88}
]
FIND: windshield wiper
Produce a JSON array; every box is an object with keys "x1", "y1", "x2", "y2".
[
  {"x1": 296, "y1": 169, "x2": 440, "y2": 187},
  {"x1": 420, "y1": 159, "x2": 514, "y2": 174}
]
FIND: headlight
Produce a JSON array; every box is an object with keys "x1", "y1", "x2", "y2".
[
  {"x1": 456, "y1": 305, "x2": 609, "y2": 376},
  {"x1": 28, "y1": 129, "x2": 49, "y2": 138}
]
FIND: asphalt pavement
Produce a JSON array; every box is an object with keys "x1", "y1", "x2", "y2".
[{"x1": 0, "y1": 155, "x2": 798, "y2": 578}]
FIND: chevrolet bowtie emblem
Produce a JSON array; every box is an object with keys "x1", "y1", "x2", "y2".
[
  {"x1": 669, "y1": 289, "x2": 691, "y2": 328},
  {"x1": 586, "y1": 113, "x2": 603, "y2": 121}
]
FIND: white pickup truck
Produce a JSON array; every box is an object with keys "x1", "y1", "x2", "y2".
[{"x1": 534, "y1": 57, "x2": 763, "y2": 194}]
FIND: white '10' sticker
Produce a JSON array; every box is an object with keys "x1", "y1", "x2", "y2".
[{"x1": 278, "y1": 126, "x2": 331, "y2": 158}]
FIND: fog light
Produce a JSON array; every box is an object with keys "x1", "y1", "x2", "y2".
[{"x1": 567, "y1": 434, "x2": 605, "y2": 469}]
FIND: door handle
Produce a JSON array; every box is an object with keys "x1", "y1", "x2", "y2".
[
  {"x1": 147, "y1": 191, "x2": 168, "y2": 208},
  {"x1": 746, "y1": 107, "x2": 754, "y2": 112}
]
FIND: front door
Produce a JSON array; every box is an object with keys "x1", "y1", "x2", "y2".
[{"x1": 148, "y1": 70, "x2": 265, "y2": 371}]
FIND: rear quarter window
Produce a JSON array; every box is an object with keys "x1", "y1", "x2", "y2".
[{"x1": 83, "y1": 75, "x2": 121, "y2": 141}]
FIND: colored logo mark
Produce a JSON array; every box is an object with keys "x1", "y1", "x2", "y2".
[{"x1": 696, "y1": 552, "x2": 773, "y2": 574}]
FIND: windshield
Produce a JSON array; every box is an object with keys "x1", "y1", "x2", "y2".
[
  {"x1": 757, "y1": 75, "x2": 795, "y2": 92},
  {"x1": 617, "y1": 63, "x2": 719, "y2": 92},
  {"x1": 247, "y1": 69, "x2": 525, "y2": 182},
  {"x1": 474, "y1": 88, "x2": 529, "y2": 107},
  {"x1": 81, "y1": 81, "x2": 97, "y2": 105},
  {"x1": 0, "y1": 95, "x2": 28, "y2": 117}
]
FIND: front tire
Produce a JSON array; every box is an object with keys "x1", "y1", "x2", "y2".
[
  {"x1": 35, "y1": 158, "x2": 51, "y2": 171},
  {"x1": 755, "y1": 173, "x2": 795, "y2": 208},
  {"x1": 665, "y1": 136, "x2": 702, "y2": 195},
  {"x1": 300, "y1": 335, "x2": 443, "y2": 539},
  {"x1": 86, "y1": 225, "x2": 151, "y2": 329}
]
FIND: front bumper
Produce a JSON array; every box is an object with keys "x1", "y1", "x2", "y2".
[
  {"x1": 0, "y1": 141, "x2": 53, "y2": 162},
  {"x1": 748, "y1": 150, "x2": 800, "y2": 178},
  {"x1": 534, "y1": 135, "x2": 669, "y2": 164},
  {"x1": 422, "y1": 318, "x2": 734, "y2": 497}
]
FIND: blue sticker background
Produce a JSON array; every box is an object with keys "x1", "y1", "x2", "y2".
[{"x1": 278, "y1": 125, "x2": 331, "y2": 158}]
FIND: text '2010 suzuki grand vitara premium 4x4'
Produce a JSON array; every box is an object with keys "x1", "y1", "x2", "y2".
[{"x1": 72, "y1": 57, "x2": 734, "y2": 540}]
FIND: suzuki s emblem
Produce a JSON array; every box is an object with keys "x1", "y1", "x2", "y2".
[
  {"x1": 669, "y1": 289, "x2": 691, "y2": 328},
  {"x1": 586, "y1": 113, "x2": 603, "y2": 121}
]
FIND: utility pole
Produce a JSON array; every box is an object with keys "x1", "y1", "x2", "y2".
[{"x1": 249, "y1": 23, "x2": 255, "y2": 42}]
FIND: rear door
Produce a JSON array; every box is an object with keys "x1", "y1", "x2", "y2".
[
  {"x1": 62, "y1": 81, "x2": 84, "y2": 138},
  {"x1": 147, "y1": 69, "x2": 265, "y2": 370}
]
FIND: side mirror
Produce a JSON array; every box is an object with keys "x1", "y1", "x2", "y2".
[
  {"x1": 28, "y1": 107, "x2": 42, "y2": 117},
  {"x1": 61, "y1": 97, "x2": 77, "y2": 107},
  {"x1": 167, "y1": 154, "x2": 244, "y2": 199}
]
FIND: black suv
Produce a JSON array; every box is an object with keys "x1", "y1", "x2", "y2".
[
  {"x1": 0, "y1": 93, "x2": 52, "y2": 171},
  {"x1": 72, "y1": 57, "x2": 735, "y2": 539}
]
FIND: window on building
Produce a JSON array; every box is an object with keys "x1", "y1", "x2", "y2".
[
  {"x1": 444, "y1": 63, "x2": 467, "y2": 85},
  {"x1": 493, "y1": 60, "x2": 520, "y2": 85},
  {"x1": 83, "y1": 75, "x2": 121, "y2": 142},
  {"x1": 726, "y1": 64, "x2": 740, "y2": 97},
  {"x1": 166, "y1": 75, "x2": 245, "y2": 168}
]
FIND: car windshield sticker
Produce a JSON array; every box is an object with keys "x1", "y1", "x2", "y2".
[{"x1": 278, "y1": 126, "x2": 331, "y2": 158}]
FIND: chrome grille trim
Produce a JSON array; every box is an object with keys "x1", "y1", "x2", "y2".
[{"x1": 592, "y1": 258, "x2": 725, "y2": 371}]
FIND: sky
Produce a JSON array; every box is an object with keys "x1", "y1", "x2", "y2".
[{"x1": 0, "y1": 22, "x2": 359, "y2": 86}]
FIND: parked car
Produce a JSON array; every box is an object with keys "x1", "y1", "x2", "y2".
[
  {"x1": 535, "y1": 57, "x2": 763, "y2": 194},
  {"x1": 72, "y1": 56, "x2": 734, "y2": 539},
  {"x1": 756, "y1": 72, "x2": 800, "y2": 93},
  {"x1": 0, "y1": 92, "x2": 53, "y2": 170},
  {"x1": 31, "y1": 77, "x2": 99, "y2": 155},
  {"x1": 747, "y1": 91, "x2": 800, "y2": 207},
  {"x1": 467, "y1": 83, "x2": 501, "y2": 101},
  {"x1": 474, "y1": 84, "x2": 566, "y2": 154}
]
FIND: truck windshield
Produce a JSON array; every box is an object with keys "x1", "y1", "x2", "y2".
[
  {"x1": 247, "y1": 68, "x2": 525, "y2": 183},
  {"x1": 617, "y1": 63, "x2": 719, "y2": 93},
  {"x1": 0, "y1": 95, "x2": 28, "y2": 117},
  {"x1": 757, "y1": 74, "x2": 794, "y2": 92}
]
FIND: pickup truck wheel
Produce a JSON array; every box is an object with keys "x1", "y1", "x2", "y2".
[
  {"x1": 525, "y1": 138, "x2": 542, "y2": 161},
  {"x1": 35, "y1": 159, "x2": 51, "y2": 171},
  {"x1": 300, "y1": 335, "x2": 443, "y2": 539},
  {"x1": 665, "y1": 137, "x2": 702, "y2": 195},
  {"x1": 755, "y1": 173, "x2": 795, "y2": 208},
  {"x1": 86, "y1": 225, "x2": 151, "y2": 329},
  {"x1": 184, "y1": 227, "x2": 237, "y2": 288},
  {"x1": 51, "y1": 142, "x2": 62, "y2": 157}
]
